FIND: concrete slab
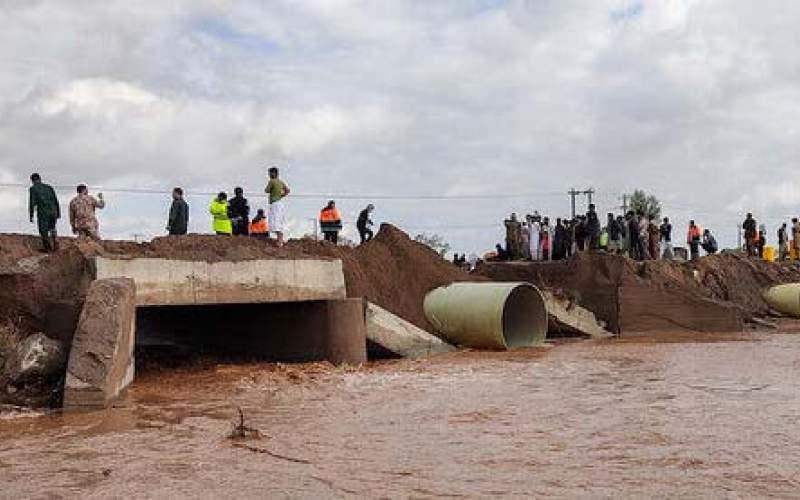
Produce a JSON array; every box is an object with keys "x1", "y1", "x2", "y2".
[
  {"x1": 543, "y1": 291, "x2": 614, "y2": 339},
  {"x1": 93, "y1": 257, "x2": 347, "y2": 306},
  {"x1": 366, "y1": 302, "x2": 456, "y2": 358},
  {"x1": 63, "y1": 278, "x2": 136, "y2": 410}
]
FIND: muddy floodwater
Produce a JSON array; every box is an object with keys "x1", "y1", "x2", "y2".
[{"x1": 2, "y1": 331, "x2": 800, "y2": 498}]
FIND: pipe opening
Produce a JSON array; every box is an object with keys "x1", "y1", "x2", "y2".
[
  {"x1": 501, "y1": 284, "x2": 548, "y2": 348},
  {"x1": 134, "y1": 301, "x2": 334, "y2": 373}
]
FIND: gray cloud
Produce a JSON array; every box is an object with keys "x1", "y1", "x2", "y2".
[{"x1": 1, "y1": 0, "x2": 799, "y2": 252}]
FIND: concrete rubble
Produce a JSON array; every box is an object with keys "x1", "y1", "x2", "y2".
[
  {"x1": 63, "y1": 278, "x2": 137, "y2": 410},
  {"x1": 366, "y1": 302, "x2": 456, "y2": 358},
  {"x1": 543, "y1": 291, "x2": 615, "y2": 339},
  {"x1": 4, "y1": 333, "x2": 66, "y2": 384}
]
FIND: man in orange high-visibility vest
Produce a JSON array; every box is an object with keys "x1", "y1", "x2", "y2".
[
  {"x1": 319, "y1": 200, "x2": 343, "y2": 244},
  {"x1": 249, "y1": 209, "x2": 269, "y2": 238}
]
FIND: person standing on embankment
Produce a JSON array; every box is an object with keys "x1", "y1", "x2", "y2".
[
  {"x1": 209, "y1": 192, "x2": 232, "y2": 235},
  {"x1": 585, "y1": 204, "x2": 600, "y2": 250},
  {"x1": 660, "y1": 217, "x2": 673, "y2": 259},
  {"x1": 228, "y1": 187, "x2": 250, "y2": 236},
  {"x1": 357, "y1": 204, "x2": 375, "y2": 244},
  {"x1": 687, "y1": 220, "x2": 702, "y2": 260},
  {"x1": 778, "y1": 223, "x2": 789, "y2": 261},
  {"x1": 742, "y1": 213, "x2": 757, "y2": 257},
  {"x1": 265, "y1": 167, "x2": 290, "y2": 247},
  {"x1": 69, "y1": 184, "x2": 105, "y2": 240},
  {"x1": 167, "y1": 187, "x2": 189, "y2": 235},
  {"x1": 319, "y1": 200, "x2": 343, "y2": 244},
  {"x1": 28, "y1": 173, "x2": 60, "y2": 252}
]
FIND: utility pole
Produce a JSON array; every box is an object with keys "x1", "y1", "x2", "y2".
[
  {"x1": 568, "y1": 188, "x2": 581, "y2": 219},
  {"x1": 619, "y1": 194, "x2": 629, "y2": 214},
  {"x1": 584, "y1": 187, "x2": 595, "y2": 206}
]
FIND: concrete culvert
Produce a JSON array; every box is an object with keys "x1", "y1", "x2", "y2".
[{"x1": 423, "y1": 282, "x2": 548, "y2": 349}]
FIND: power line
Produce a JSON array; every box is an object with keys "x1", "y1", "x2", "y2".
[{"x1": 0, "y1": 182, "x2": 571, "y2": 201}]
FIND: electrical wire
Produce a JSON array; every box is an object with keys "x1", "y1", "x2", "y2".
[{"x1": 0, "y1": 182, "x2": 584, "y2": 201}]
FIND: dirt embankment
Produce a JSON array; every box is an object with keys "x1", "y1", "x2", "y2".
[
  {"x1": 474, "y1": 252, "x2": 800, "y2": 334},
  {"x1": 0, "y1": 224, "x2": 474, "y2": 407},
  {"x1": 0, "y1": 223, "x2": 473, "y2": 341}
]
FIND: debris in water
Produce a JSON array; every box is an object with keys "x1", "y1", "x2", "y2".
[
  {"x1": 227, "y1": 407, "x2": 312, "y2": 464},
  {"x1": 227, "y1": 407, "x2": 262, "y2": 440}
]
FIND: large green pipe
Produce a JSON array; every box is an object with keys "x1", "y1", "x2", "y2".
[
  {"x1": 423, "y1": 282, "x2": 548, "y2": 349},
  {"x1": 764, "y1": 283, "x2": 800, "y2": 317}
]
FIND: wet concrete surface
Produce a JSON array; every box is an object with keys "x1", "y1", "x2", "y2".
[{"x1": 1, "y1": 330, "x2": 800, "y2": 498}]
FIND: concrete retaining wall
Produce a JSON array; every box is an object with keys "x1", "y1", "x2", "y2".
[{"x1": 93, "y1": 257, "x2": 347, "y2": 306}]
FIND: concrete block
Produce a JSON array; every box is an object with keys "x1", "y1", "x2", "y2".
[
  {"x1": 63, "y1": 278, "x2": 136, "y2": 410},
  {"x1": 93, "y1": 257, "x2": 347, "y2": 306},
  {"x1": 543, "y1": 292, "x2": 614, "y2": 339},
  {"x1": 366, "y1": 302, "x2": 455, "y2": 358},
  {"x1": 322, "y1": 299, "x2": 368, "y2": 365}
]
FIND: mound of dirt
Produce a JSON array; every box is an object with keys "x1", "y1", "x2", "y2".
[
  {"x1": 691, "y1": 252, "x2": 800, "y2": 317},
  {"x1": 474, "y1": 251, "x2": 800, "y2": 334}
]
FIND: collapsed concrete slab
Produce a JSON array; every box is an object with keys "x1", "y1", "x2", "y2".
[
  {"x1": 366, "y1": 302, "x2": 455, "y2": 358},
  {"x1": 63, "y1": 278, "x2": 136, "y2": 410},
  {"x1": 543, "y1": 291, "x2": 614, "y2": 339},
  {"x1": 93, "y1": 257, "x2": 347, "y2": 306}
]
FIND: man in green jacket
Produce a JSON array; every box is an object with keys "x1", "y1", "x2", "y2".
[
  {"x1": 167, "y1": 187, "x2": 189, "y2": 235},
  {"x1": 28, "y1": 173, "x2": 60, "y2": 252}
]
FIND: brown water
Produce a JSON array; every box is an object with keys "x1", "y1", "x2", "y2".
[{"x1": 2, "y1": 332, "x2": 800, "y2": 498}]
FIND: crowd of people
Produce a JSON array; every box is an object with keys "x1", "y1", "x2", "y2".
[
  {"x1": 744, "y1": 212, "x2": 800, "y2": 261},
  {"x1": 27, "y1": 172, "x2": 800, "y2": 263},
  {"x1": 493, "y1": 203, "x2": 724, "y2": 262},
  {"x1": 27, "y1": 168, "x2": 377, "y2": 253}
]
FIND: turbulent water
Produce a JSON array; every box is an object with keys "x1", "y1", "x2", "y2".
[{"x1": 2, "y1": 331, "x2": 800, "y2": 498}]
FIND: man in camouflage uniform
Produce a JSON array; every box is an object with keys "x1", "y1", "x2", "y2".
[
  {"x1": 69, "y1": 184, "x2": 105, "y2": 240},
  {"x1": 28, "y1": 173, "x2": 61, "y2": 252}
]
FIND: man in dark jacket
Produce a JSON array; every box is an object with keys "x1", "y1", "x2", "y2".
[
  {"x1": 553, "y1": 218, "x2": 568, "y2": 260},
  {"x1": 357, "y1": 204, "x2": 375, "y2": 244},
  {"x1": 627, "y1": 211, "x2": 642, "y2": 260},
  {"x1": 742, "y1": 213, "x2": 757, "y2": 256},
  {"x1": 167, "y1": 187, "x2": 189, "y2": 235},
  {"x1": 228, "y1": 187, "x2": 250, "y2": 236},
  {"x1": 586, "y1": 204, "x2": 601, "y2": 250},
  {"x1": 757, "y1": 229, "x2": 766, "y2": 258},
  {"x1": 702, "y1": 229, "x2": 718, "y2": 255},
  {"x1": 28, "y1": 173, "x2": 60, "y2": 252},
  {"x1": 607, "y1": 213, "x2": 621, "y2": 254},
  {"x1": 574, "y1": 216, "x2": 587, "y2": 252}
]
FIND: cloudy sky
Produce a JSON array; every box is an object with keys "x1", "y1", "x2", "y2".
[{"x1": 1, "y1": 0, "x2": 798, "y2": 254}]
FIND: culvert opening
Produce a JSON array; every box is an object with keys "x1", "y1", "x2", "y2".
[
  {"x1": 501, "y1": 284, "x2": 548, "y2": 348},
  {"x1": 135, "y1": 301, "x2": 340, "y2": 372}
]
